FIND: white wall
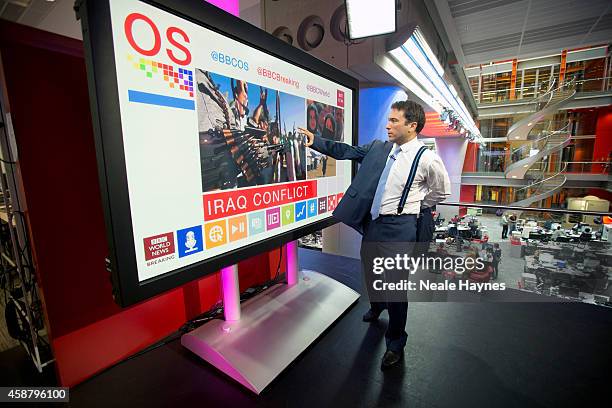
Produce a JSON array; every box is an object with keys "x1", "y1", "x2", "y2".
[{"x1": 435, "y1": 137, "x2": 468, "y2": 221}]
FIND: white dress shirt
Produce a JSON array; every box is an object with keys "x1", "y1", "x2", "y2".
[{"x1": 378, "y1": 138, "x2": 451, "y2": 215}]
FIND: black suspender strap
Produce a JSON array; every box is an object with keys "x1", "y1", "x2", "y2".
[{"x1": 397, "y1": 146, "x2": 428, "y2": 215}]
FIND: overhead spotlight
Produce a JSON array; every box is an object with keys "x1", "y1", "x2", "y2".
[
  {"x1": 346, "y1": 0, "x2": 396, "y2": 40},
  {"x1": 440, "y1": 109, "x2": 449, "y2": 123},
  {"x1": 443, "y1": 109, "x2": 454, "y2": 125}
]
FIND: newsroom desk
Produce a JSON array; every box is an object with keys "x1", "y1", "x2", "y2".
[
  {"x1": 523, "y1": 240, "x2": 611, "y2": 299},
  {"x1": 523, "y1": 240, "x2": 611, "y2": 262},
  {"x1": 518, "y1": 225, "x2": 601, "y2": 243},
  {"x1": 436, "y1": 224, "x2": 486, "y2": 240}
]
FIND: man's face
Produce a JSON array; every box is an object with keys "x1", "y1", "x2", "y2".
[
  {"x1": 308, "y1": 109, "x2": 317, "y2": 130},
  {"x1": 386, "y1": 108, "x2": 417, "y2": 144}
]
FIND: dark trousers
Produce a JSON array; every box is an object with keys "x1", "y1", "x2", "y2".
[
  {"x1": 360, "y1": 211, "x2": 434, "y2": 353},
  {"x1": 501, "y1": 224, "x2": 508, "y2": 239},
  {"x1": 492, "y1": 261, "x2": 499, "y2": 279}
]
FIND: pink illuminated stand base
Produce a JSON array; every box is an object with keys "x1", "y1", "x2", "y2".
[{"x1": 181, "y1": 240, "x2": 360, "y2": 394}]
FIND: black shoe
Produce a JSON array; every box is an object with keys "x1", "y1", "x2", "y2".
[
  {"x1": 362, "y1": 309, "x2": 381, "y2": 322},
  {"x1": 381, "y1": 350, "x2": 404, "y2": 370}
]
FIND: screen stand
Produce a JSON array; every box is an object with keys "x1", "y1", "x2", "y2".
[
  {"x1": 221, "y1": 264, "x2": 240, "y2": 321},
  {"x1": 286, "y1": 240, "x2": 298, "y2": 285},
  {"x1": 181, "y1": 240, "x2": 360, "y2": 394}
]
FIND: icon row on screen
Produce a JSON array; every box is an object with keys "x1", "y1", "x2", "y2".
[{"x1": 143, "y1": 193, "x2": 344, "y2": 262}]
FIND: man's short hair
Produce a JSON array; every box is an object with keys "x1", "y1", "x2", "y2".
[{"x1": 391, "y1": 100, "x2": 426, "y2": 133}]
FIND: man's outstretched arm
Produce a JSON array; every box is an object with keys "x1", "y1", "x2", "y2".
[{"x1": 298, "y1": 127, "x2": 373, "y2": 163}]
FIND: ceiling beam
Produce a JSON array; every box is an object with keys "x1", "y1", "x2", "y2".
[
  {"x1": 432, "y1": 0, "x2": 467, "y2": 67},
  {"x1": 515, "y1": 0, "x2": 532, "y2": 59},
  {"x1": 578, "y1": 1, "x2": 611, "y2": 47}
]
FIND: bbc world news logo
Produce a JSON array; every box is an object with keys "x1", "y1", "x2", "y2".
[{"x1": 143, "y1": 232, "x2": 176, "y2": 265}]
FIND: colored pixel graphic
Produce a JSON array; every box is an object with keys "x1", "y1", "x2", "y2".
[{"x1": 128, "y1": 54, "x2": 194, "y2": 97}]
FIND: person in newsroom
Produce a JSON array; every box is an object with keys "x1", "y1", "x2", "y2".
[{"x1": 298, "y1": 100, "x2": 450, "y2": 370}]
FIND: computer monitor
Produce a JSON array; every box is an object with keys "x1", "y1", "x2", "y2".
[{"x1": 80, "y1": 0, "x2": 358, "y2": 306}]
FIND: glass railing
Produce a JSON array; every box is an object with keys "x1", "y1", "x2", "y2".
[
  {"x1": 574, "y1": 77, "x2": 612, "y2": 93},
  {"x1": 465, "y1": 161, "x2": 610, "y2": 177},
  {"x1": 476, "y1": 76, "x2": 611, "y2": 104},
  {"x1": 565, "y1": 161, "x2": 610, "y2": 174},
  {"x1": 479, "y1": 77, "x2": 555, "y2": 104},
  {"x1": 429, "y1": 202, "x2": 612, "y2": 306},
  {"x1": 531, "y1": 78, "x2": 576, "y2": 112},
  {"x1": 475, "y1": 160, "x2": 506, "y2": 173},
  {"x1": 479, "y1": 118, "x2": 573, "y2": 139},
  {"x1": 515, "y1": 163, "x2": 567, "y2": 198}
]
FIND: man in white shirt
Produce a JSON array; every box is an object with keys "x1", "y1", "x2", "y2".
[
  {"x1": 299, "y1": 100, "x2": 451, "y2": 369},
  {"x1": 500, "y1": 213, "x2": 509, "y2": 239},
  {"x1": 551, "y1": 226, "x2": 564, "y2": 241}
]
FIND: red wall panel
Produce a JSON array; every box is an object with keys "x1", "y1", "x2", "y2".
[
  {"x1": 593, "y1": 106, "x2": 612, "y2": 173},
  {"x1": 52, "y1": 287, "x2": 187, "y2": 386},
  {"x1": 587, "y1": 188, "x2": 612, "y2": 203},
  {"x1": 0, "y1": 24, "x2": 120, "y2": 338},
  {"x1": 459, "y1": 185, "x2": 476, "y2": 216},
  {"x1": 462, "y1": 142, "x2": 479, "y2": 172}
]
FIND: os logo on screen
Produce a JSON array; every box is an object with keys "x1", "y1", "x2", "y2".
[{"x1": 124, "y1": 13, "x2": 191, "y2": 66}]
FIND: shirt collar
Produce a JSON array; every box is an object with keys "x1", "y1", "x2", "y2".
[{"x1": 395, "y1": 137, "x2": 422, "y2": 153}]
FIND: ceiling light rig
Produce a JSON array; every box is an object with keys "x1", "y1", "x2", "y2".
[
  {"x1": 384, "y1": 27, "x2": 484, "y2": 145},
  {"x1": 439, "y1": 107, "x2": 483, "y2": 144}
]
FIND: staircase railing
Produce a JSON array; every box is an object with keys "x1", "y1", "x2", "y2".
[
  {"x1": 532, "y1": 78, "x2": 576, "y2": 113},
  {"x1": 513, "y1": 162, "x2": 568, "y2": 207},
  {"x1": 506, "y1": 78, "x2": 577, "y2": 140},
  {"x1": 508, "y1": 122, "x2": 571, "y2": 164}
]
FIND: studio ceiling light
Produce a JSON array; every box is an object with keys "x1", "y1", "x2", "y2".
[
  {"x1": 345, "y1": 0, "x2": 396, "y2": 40},
  {"x1": 385, "y1": 27, "x2": 482, "y2": 144}
]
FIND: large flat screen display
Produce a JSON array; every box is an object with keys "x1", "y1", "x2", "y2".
[{"x1": 80, "y1": 0, "x2": 358, "y2": 306}]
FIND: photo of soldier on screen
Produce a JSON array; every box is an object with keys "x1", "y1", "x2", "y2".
[
  {"x1": 305, "y1": 99, "x2": 344, "y2": 178},
  {"x1": 195, "y1": 69, "x2": 307, "y2": 192}
]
